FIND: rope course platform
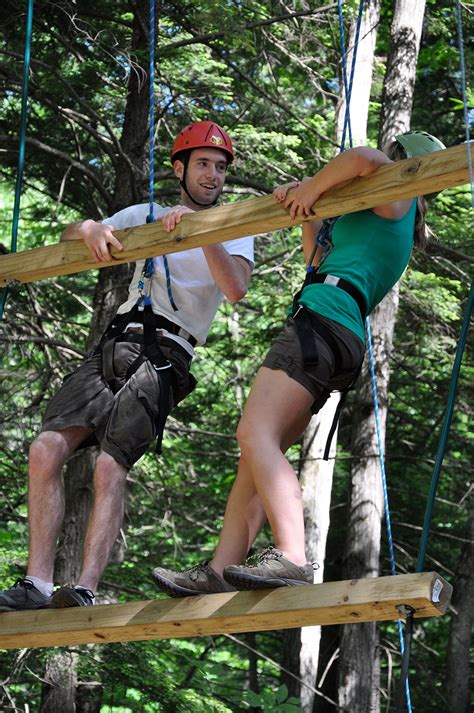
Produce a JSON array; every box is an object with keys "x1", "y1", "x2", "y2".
[
  {"x1": 0, "y1": 572, "x2": 451, "y2": 650},
  {"x1": 0, "y1": 143, "x2": 472, "y2": 288}
]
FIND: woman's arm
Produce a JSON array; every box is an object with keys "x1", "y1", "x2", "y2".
[
  {"x1": 283, "y1": 147, "x2": 412, "y2": 220},
  {"x1": 274, "y1": 180, "x2": 323, "y2": 265}
]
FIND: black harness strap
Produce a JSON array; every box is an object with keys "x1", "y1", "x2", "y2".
[
  {"x1": 292, "y1": 304, "x2": 345, "y2": 371},
  {"x1": 298, "y1": 271, "x2": 367, "y2": 321}
]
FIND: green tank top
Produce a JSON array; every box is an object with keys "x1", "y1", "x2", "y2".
[{"x1": 299, "y1": 200, "x2": 417, "y2": 344}]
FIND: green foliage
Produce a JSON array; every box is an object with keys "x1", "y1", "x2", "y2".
[
  {"x1": 0, "y1": 0, "x2": 472, "y2": 711},
  {"x1": 242, "y1": 684, "x2": 301, "y2": 711}
]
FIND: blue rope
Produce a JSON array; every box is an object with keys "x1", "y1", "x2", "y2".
[
  {"x1": 312, "y1": 1, "x2": 365, "y2": 270},
  {"x1": 416, "y1": 278, "x2": 473, "y2": 572},
  {"x1": 0, "y1": 0, "x2": 34, "y2": 319},
  {"x1": 337, "y1": 1, "x2": 353, "y2": 149},
  {"x1": 338, "y1": 3, "x2": 412, "y2": 709},
  {"x1": 147, "y1": 0, "x2": 155, "y2": 225},
  {"x1": 338, "y1": 0, "x2": 365, "y2": 150},
  {"x1": 142, "y1": 0, "x2": 177, "y2": 311}
]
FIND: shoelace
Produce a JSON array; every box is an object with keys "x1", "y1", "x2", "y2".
[
  {"x1": 245, "y1": 547, "x2": 283, "y2": 568},
  {"x1": 188, "y1": 561, "x2": 209, "y2": 582},
  {"x1": 14, "y1": 577, "x2": 34, "y2": 590}
]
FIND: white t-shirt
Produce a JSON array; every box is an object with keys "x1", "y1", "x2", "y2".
[{"x1": 102, "y1": 203, "x2": 254, "y2": 354}]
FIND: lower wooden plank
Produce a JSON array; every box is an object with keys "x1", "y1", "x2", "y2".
[{"x1": 0, "y1": 572, "x2": 451, "y2": 650}]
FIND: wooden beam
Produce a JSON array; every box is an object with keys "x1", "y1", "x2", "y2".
[
  {"x1": 2, "y1": 143, "x2": 472, "y2": 286},
  {"x1": 0, "y1": 143, "x2": 472, "y2": 288},
  {"x1": 0, "y1": 572, "x2": 451, "y2": 650}
]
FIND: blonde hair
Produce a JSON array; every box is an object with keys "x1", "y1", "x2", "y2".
[{"x1": 386, "y1": 141, "x2": 434, "y2": 250}]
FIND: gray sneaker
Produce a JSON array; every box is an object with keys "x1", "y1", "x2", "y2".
[
  {"x1": 52, "y1": 586, "x2": 95, "y2": 607},
  {"x1": 151, "y1": 561, "x2": 236, "y2": 598},
  {"x1": 223, "y1": 547, "x2": 317, "y2": 590},
  {"x1": 0, "y1": 578, "x2": 52, "y2": 612}
]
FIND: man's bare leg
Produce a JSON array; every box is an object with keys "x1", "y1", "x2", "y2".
[
  {"x1": 27, "y1": 426, "x2": 93, "y2": 583},
  {"x1": 75, "y1": 451, "x2": 128, "y2": 593}
]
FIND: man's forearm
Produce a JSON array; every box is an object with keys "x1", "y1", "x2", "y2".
[
  {"x1": 60, "y1": 219, "x2": 122, "y2": 262},
  {"x1": 60, "y1": 219, "x2": 99, "y2": 242},
  {"x1": 202, "y1": 244, "x2": 251, "y2": 303}
]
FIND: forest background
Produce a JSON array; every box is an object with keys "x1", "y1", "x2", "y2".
[{"x1": 0, "y1": 0, "x2": 472, "y2": 712}]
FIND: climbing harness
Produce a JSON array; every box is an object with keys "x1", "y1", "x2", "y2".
[{"x1": 93, "y1": 301, "x2": 196, "y2": 454}]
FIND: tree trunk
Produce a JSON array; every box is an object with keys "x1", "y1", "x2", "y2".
[
  {"x1": 378, "y1": 0, "x2": 427, "y2": 149},
  {"x1": 446, "y1": 490, "x2": 473, "y2": 712},
  {"x1": 338, "y1": 292, "x2": 398, "y2": 713},
  {"x1": 338, "y1": 3, "x2": 426, "y2": 710},
  {"x1": 284, "y1": 4, "x2": 383, "y2": 710},
  {"x1": 40, "y1": 651, "x2": 78, "y2": 713},
  {"x1": 300, "y1": 394, "x2": 341, "y2": 712},
  {"x1": 40, "y1": 2, "x2": 152, "y2": 711}
]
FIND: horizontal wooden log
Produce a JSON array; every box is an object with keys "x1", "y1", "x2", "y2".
[
  {"x1": 0, "y1": 572, "x2": 451, "y2": 650},
  {"x1": 0, "y1": 143, "x2": 472, "y2": 287}
]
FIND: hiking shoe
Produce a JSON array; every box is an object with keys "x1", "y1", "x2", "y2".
[
  {"x1": 52, "y1": 586, "x2": 95, "y2": 608},
  {"x1": 151, "y1": 561, "x2": 236, "y2": 598},
  {"x1": 0, "y1": 578, "x2": 52, "y2": 612},
  {"x1": 223, "y1": 547, "x2": 317, "y2": 590}
]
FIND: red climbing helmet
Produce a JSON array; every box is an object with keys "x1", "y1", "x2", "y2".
[{"x1": 171, "y1": 121, "x2": 234, "y2": 164}]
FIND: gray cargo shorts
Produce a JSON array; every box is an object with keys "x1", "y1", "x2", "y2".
[
  {"x1": 262, "y1": 313, "x2": 364, "y2": 414},
  {"x1": 41, "y1": 335, "x2": 195, "y2": 469}
]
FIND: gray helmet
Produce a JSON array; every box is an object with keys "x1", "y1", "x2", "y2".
[{"x1": 394, "y1": 130, "x2": 446, "y2": 158}]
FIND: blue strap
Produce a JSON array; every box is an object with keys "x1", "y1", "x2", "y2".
[{"x1": 0, "y1": 0, "x2": 34, "y2": 319}]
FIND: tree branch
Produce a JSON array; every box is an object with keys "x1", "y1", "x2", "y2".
[{"x1": 160, "y1": 4, "x2": 339, "y2": 52}]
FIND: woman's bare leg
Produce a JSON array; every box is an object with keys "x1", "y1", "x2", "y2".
[{"x1": 211, "y1": 367, "x2": 313, "y2": 572}]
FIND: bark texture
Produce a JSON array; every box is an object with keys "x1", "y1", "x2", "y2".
[
  {"x1": 40, "y1": 651, "x2": 77, "y2": 713},
  {"x1": 378, "y1": 0, "x2": 426, "y2": 149}
]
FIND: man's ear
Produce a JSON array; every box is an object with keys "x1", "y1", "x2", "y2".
[{"x1": 173, "y1": 159, "x2": 184, "y2": 180}]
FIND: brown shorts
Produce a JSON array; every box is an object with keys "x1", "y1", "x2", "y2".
[
  {"x1": 262, "y1": 314, "x2": 364, "y2": 414},
  {"x1": 41, "y1": 335, "x2": 195, "y2": 469}
]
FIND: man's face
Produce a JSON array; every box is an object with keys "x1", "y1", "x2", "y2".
[{"x1": 174, "y1": 147, "x2": 228, "y2": 207}]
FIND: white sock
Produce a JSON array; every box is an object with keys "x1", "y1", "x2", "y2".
[{"x1": 24, "y1": 576, "x2": 54, "y2": 597}]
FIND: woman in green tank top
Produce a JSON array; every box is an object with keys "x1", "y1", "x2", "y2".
[{"x1": 150, "y1": 132, "x2": 446, "y2": 597}]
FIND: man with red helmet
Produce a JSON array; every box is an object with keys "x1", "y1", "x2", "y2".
[{"x1": 0, "y1": 121, "x2": 253, "y2": 612}]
